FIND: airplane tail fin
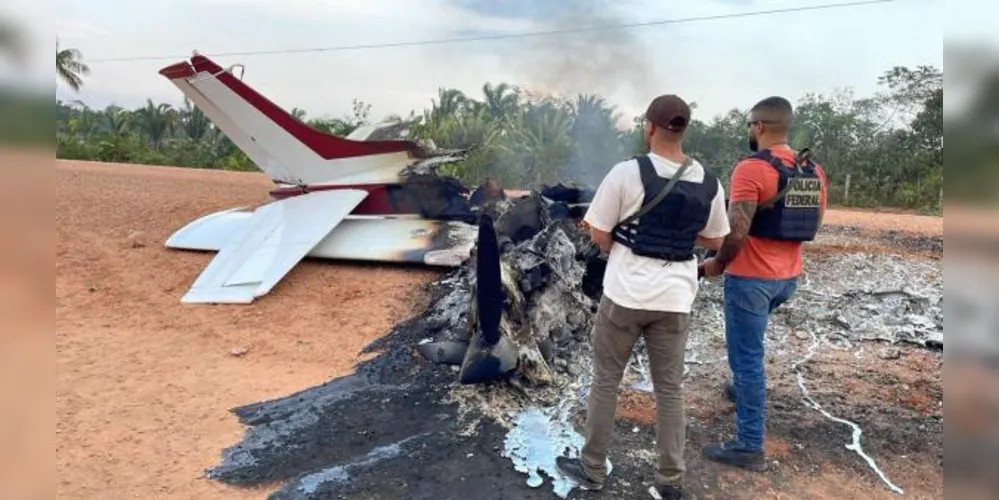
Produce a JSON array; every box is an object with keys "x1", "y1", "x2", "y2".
[{"x1": 158, "y1": 53, "x2": 421, "y2": 186}]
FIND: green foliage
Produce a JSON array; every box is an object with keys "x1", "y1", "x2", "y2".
[
  {"x1": 56, "y1": 40, "x2": 90, "y2": 92},
  {"x1": 54, "y1": 64, "x2": 943, "y2": 211}
]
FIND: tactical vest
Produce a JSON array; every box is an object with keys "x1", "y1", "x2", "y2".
[
  {"x1": 612, "y1": 155, "x2": 718, "y2": 262},
  {"x1": 747, "y1": 149, "x2": 823, "y2": 242}
]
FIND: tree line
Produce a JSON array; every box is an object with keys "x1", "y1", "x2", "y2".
[{"x1": 51, "y1": 42, "x2": 941, "y2": 211}]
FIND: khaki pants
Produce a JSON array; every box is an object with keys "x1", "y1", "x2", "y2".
[{"x1": 581, "y1": 295, "x2": 691, "y2": 487}]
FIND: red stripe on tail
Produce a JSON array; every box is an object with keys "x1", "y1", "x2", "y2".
[{"x1": 158, "y1": 55, "x2": 420, "y2": 160}]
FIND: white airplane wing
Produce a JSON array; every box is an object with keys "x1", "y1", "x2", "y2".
[
  {"x1": 180, "y1": 189, "x2": 369, "y2": 304},
  {"x1": 166, "y1": 211, "x2": 476, "y2": 268}
]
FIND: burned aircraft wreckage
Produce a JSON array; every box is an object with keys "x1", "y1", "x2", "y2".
[
  {"x1": 201, "y1": 157, "x2": 632, "y2": 498},
  {"x1": 204, "y1": 155, "x2": 943, "y2": 499},
  {"x1": 158, "y1": 54, "x2": 943, "y2": 498},
  {"x1": 399, "y1": 156, "x2": 609, "y2": 389}
]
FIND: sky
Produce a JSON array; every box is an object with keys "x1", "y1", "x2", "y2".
[{"x1": 7, "y1": 0, "x2": 968, "y2": 126}]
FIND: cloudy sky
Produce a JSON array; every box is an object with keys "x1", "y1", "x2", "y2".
[{"x1": 22, "y1": 0, "x2": 962, "y2": 124}]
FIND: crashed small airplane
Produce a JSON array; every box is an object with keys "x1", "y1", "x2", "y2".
[
  {"x1": 158, "y1": 52, "x2": 507, "y2": 304},
  {"x1": 157, "y1": 53, "x2": 622, "y2": 387}
]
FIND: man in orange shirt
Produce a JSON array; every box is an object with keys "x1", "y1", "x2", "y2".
[{"x1": 699, "y1": 96, "x2": 827, "y2": 471}]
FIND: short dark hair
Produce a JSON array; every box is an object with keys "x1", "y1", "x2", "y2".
[{"x1": 750, "y1": 96, "x2": 793, "y2": 132}]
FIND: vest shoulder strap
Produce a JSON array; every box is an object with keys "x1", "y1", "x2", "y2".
[
  {"x1": 750, "y1": 149, "x2": 787, "y2": 173},
  {"x1": 636, "y1": 153, "x2": 657, "y2": 187},
  {"x1": 618, "y1": 154, "x2": 693, "y2": 228},
  {"x1": 749, "y1": 149, "x2": 774, "y2": 162},
  {"x1": 752, "y1": 148, "x2": 818, "y2": 173}
]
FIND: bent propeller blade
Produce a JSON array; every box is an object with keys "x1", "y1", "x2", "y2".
[
  {"x1": 476, "y1": 213, "x2": 502, "y2": 346},
  {"x1": 457, "y1": 214, "x2": 518, "y2": 384}
]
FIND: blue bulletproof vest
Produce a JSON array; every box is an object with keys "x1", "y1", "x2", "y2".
[
  {"x1": 612, "y1": 155, "x2": 718, "y2": 262},
  {"x1": 747, "y1": 149, "x2": 823, "y2": 242}
]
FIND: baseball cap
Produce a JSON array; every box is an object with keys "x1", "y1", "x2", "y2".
[{"x1": 645, "y1": 94, "x2": 691, "y2": 132}]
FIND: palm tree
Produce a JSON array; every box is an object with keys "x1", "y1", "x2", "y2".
[
  {"x1": 503, "y1": 101, "x2": 573, "y2": 186},
  {"x1": 56, "y1": 39, "x2": 90, "y2": 92},
  {"x1": 66, "y1": 109, "x2": 101, "y2": 141},
  {"x1": 103, "y1": 105, "x2": 132, "y2": 136},
  {"x1": 430, "y1": 88, "x2": 468, "y2": 122},
  {"x1": 180, "y1": 98, "x2": 211, "y2": 143},
  {"x1": 135, "y1": 99, "x2": 176, "y2": 150},
  {"x1": 481, "y1": 83, "x2": 519, "y2": 121}
]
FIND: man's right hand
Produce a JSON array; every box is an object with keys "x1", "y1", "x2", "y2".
[{"x1": 699, "y1": 257, "x2": 725, "y2": 278}]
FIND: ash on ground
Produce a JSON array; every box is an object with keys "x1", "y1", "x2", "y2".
[{"x1": 203, "y1": 187, "x2": 943, "y2": 499}]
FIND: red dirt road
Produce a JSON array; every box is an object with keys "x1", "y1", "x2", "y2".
[{"x1": 55, "y1": 160, "x2": 943, "y2": 499}]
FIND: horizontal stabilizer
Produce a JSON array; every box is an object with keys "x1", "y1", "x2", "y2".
[{"x1": 180, "y1": 189, "x2": 368, "y2": 304}]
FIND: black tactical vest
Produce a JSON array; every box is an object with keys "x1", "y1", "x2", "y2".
[
  {"x1": 747, "y1": 149, "x2": 823, "y2": 242},
  {"x1": 612, "y1": 155, "x2": 718, "y2": 262}
]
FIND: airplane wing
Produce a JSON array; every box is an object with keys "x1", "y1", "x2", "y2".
[
  {"x1": 166, "y1": 210, "x2": 477, "y2": 269},
  {"x1": 179, "y1": 189, "x2": 369, "y2": 304}
]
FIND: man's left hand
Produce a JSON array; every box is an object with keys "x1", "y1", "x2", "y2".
[{"x1": 699, "y1": 257, "x2": 725, "y2": 278}]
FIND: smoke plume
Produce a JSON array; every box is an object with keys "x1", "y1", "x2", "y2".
[
  {"x1": 506, "y1": 1, "x2": 652, "y2": 107},
  {"x1": 454, "y1": 0, "x2": 655, "y2": 116},
  {"x1": 449, "y1": 1, "x2": 658, "y2": 187}
]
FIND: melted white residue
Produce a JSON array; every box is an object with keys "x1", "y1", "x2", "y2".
[
  {"x1": 793, "y1": 331, "x2": 905, "y2": 495},
  {"x1": 502, "y1": 404, "x2": 612, "y2": 498}
]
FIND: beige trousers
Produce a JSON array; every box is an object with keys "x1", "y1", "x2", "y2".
[{"x1": 580, "y1": 295, "x2": 691, "y2": 487}]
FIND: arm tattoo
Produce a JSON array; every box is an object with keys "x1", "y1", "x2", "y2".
[{"x1": 714, "y1": 200, "x2": 757, "y2": 267}]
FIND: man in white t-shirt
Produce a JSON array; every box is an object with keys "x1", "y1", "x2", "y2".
[{"x1": 557, "y1": 94, "x2": 730, "y2": 499}]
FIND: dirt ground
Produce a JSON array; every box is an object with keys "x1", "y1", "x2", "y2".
[
  {"x1": 54, "y1": 160, "x2": 438, "y2": 498},
  {"x1": 55, "y1": 160, "x2": 944, "y2": 499}
]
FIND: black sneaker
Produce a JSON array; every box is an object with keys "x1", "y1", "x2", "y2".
[
  {"x1": 657, "y1": 484, "x2": 684, "y2": 499},
  {"x1": 702, "y1": 441, "x2": 766, "y2": 472},
  {"x1": 556, "y1": 456, "x2": 603, "y2": 491}
]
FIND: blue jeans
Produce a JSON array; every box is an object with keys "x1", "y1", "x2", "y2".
[{"x1": 723, "y1": 274, "x2": 798, "y2": 452}]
